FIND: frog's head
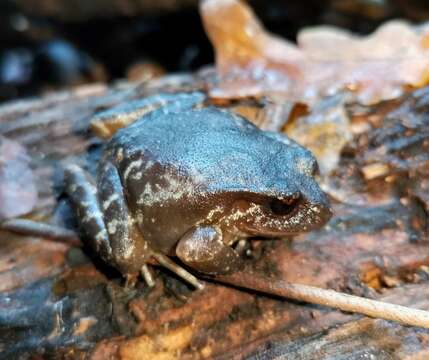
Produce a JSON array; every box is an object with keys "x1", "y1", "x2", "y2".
[
  {"x1": 222, "y1": 154, "x2": 332, "y2": 238},
  {"x1": 232, "y1": 188, "x2": 331, "y2": 238}
]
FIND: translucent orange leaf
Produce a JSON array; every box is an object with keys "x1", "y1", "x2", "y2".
[{"x1": 200, "y1": 0, "x2": 429, "y2": 105}]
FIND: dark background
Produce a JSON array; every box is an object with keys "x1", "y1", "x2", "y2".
[{"x1": 0, "y1": 0, "x2": 427, "y2": 102}]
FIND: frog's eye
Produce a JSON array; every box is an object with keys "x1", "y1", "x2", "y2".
[{"x1": 269, "y1": 194, "x2": 301, "y2": 216}]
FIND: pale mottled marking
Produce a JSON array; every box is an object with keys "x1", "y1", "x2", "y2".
[
  {"x1": 102, "y1": 193, "x2": 120, "y2": 210},
  {"x1": 123, "y1": 159, "x2": 143, "y2": 180},
  {"x1": 136, "y1": 211, "x2": 144, "y2": 225},
  {"x1": 95, "y1": 229, "x2": 107, "y2": 242},
  {"x1": 86, "y1": 184, "x2": 97, "y2": 195},
  {"x1": 131, "y1": 171, "x2": 143, "y2": 180},
  {"x1": 116, "y1": 148, "x2": 124, "y2": 162},
  {"x1": 144, "y1": 160, "x2": 154, "y2": 170},
  {"x1": 137, "y1": 182, "x2": 153, "y2": 205},
  {"x1": 82, "y1": 211, "x2": 102, "y2": 223},
  {"x1": 121, "y1": 239, "x2": 135, "y2": 259},
  {"x1": 136, "y1": 171, "x2": 196, "y2": 206},
  {"x1": 205, "y1": 205, "x2": 224, "y2": 223},
  {"x1": 107, "y1": 219, "x2": 119, "y2": 235}
]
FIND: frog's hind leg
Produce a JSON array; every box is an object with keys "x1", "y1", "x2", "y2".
[
  {"x1": 64, "y1": 164, "x2": 112, "y2": 258},
  {"x1": 96, "y1": 161, "x2": 156, "y2": 282},
  {"x1": 65, "y1": 163, "x2": 204, "y2": 289},
  {"x1": 65, "y1": 163, "x2": 153, "y2": 287}
]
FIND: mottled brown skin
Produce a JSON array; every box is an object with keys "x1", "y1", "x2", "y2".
[{"x1": 65, "y1": 93, "x2": 332, "y2": 287}]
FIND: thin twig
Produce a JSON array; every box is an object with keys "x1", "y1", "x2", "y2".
[
  {"x1": 210, "y1": 271, "x2": 429, "y2": 329},
  {"x1": 0, "y1": 218, "x2": 81, "y2": 246}
]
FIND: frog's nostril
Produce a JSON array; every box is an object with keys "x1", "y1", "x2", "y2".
[
  {"x1": 310, "y1": 159, "x2": 320, "y2": 176},
  {"x1": 270, "y1": 194, "x2": 301, "y2": 216}
]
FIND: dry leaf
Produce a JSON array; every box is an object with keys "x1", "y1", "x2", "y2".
[
  {"x1": 284, "y1": 94, "x2": 352, "y2": 175},
  {"x1": 201, "y1": 0, "x2": 429, "y2": 105}
]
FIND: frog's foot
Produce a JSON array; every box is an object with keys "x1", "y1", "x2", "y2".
[
  {"x1": 152, "y1": 253, "x2": 204, "y2": 290},
  {"x1": 175, "y1": 226, "x2": 245, "y2": 275}
]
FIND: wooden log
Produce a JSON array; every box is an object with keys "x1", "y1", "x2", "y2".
[{"x1": 1, "y1": 81, "x2": 429, "y2": 359}]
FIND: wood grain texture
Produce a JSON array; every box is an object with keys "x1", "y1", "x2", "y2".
[{"x1": 0, "y1": 80, "x2": 428, "y2": 359}]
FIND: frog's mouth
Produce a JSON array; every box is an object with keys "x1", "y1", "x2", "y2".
[{"x1": 238, "y1": 196, "x2": 332, "y2": 237}]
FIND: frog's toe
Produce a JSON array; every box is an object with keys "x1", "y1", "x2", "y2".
[
  {"x1": 140, "y1": 264, "x2": 155, "y2": 287},
  {"x1": 152, "y1": 253, "x2": 204, "y2": 290}
]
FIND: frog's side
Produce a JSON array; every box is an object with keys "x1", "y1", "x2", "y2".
[{"x1": 65, "y1": 93, "x2": 332, "y2": 288}]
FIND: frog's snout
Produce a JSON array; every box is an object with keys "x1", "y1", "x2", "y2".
[
  {"x1": 313, "y1": 201, "x2": 333, "y2": 226},
  {"x1": 305, "y1": 190, "x2": 333, "y2": 229}
]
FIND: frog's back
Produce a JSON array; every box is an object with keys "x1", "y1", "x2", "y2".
[
  {"x1": 112, "y1": 107, "x2": 261, "y2": 161},
  {"x1": 109, "y1": 107, "x2": 291, "y2": 193}
]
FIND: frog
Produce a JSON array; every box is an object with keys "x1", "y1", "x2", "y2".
[{"x1": 63, "y1": 91, "x2": 332, "y2": 289}]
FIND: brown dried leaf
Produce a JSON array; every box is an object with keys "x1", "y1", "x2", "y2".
[
  {"x1": 299, "y1": 21, "x2": 429, "y2": 104},
  {"x1": 284, "y1": 94, "x2": 352, "y2": 174},
  {"x1": 201, "y1": 0, "x2": 303, "y2": 100},
  {"x1": 201, "y1": 0, "x2": 429, "y2": 105},
  {"x1": 0, "y1": 136, "x2": 37, "y2": 220}
]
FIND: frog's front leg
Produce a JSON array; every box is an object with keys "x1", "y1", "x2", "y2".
[{"x1": 175, "y1": 226, "x2": 244, "y2": 275}]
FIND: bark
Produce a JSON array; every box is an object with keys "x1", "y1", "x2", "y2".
[{"x1": 0, "y1": 79, "x2": 428, "y2": 359}]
